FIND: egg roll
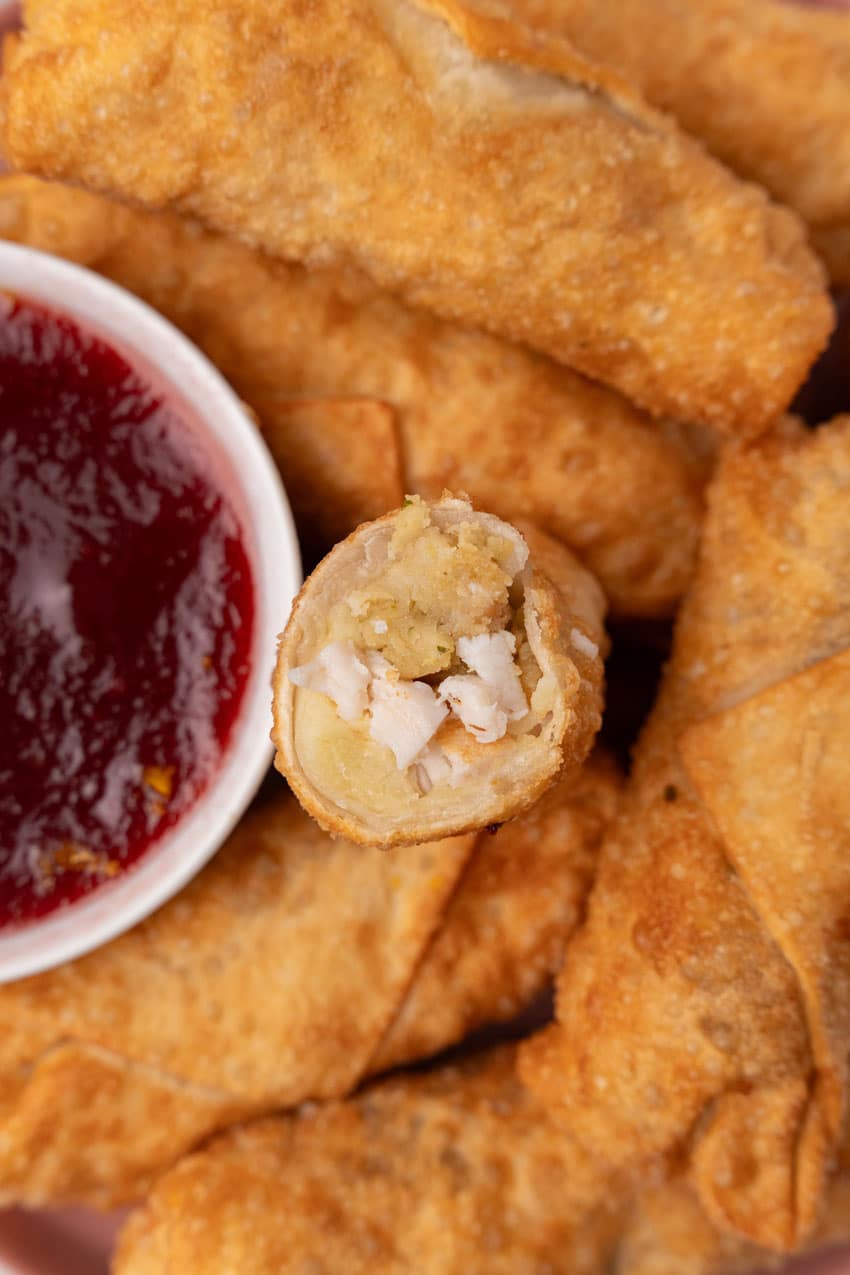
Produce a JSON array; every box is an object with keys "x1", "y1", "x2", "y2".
[
  {"x1": 521, "y1": 417, "x2": 850, "y2": 1251},
  {"x1": 506, "y1": 0, "x2": 850, "y2": 286},
  {"x1": 617, "y1": 1166, "x2": 850, "y2": 1275},
  {"x1": 273, "y1": 497, "x2": 606, "y2": 848},
  {"x1": 0, "y1": 0, "x2": 833, "y2": 436},
  {"x1": 373, "y1": 747, "x2": 621, "y2": 1071},
  {"x1": 0, "y1": 177, "x2": 713, "y2": 619},
  {"x1": 0, "y1": 173, "x2": 709, "y2": 618},
  {"x1": 113, "y1": 1046, "x2": 624, "y2": 1275},
  {"x1": 0, "y1": 754, "x2": 619, "y2": 1208}
]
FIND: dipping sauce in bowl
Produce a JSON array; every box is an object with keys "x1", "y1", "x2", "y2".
[{"x1": 0, "y1": 295, "x2": 255, "y2": 927}]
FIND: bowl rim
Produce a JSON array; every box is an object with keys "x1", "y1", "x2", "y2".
[{"x1": 0, "y1": 239, "x2": 301, "y2": 982}]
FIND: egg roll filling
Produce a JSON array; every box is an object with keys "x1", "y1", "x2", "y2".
[{"x1": 288, "y1": 499, "x2": 557, "y2": 798}]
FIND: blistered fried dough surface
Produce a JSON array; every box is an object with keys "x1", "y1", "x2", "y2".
[
  {"x1": 507, "y1": 0, "x2": 850, "y2": 285},
  {"x1": 0, "y1": 174, "x2": 708, "y2": 617},
  {"x1": 0, "y1": 797, "x2": 471, "y2": 1206},
  {"x1": 114, "y1": 1048, "x2": 623, "y2": 1275},
  {"x1": 617, "y1": 1169, "x2": 850, "y2": 1275},
  {"x1": 258, "y1": 398, "x2": 404, "y2": 558},
  {"x1": 274, "y1": 499, "x2": 606, "y2": 847},
  {"x1": 0, "y1": 760, "x2": 620, "y2": 1208},
  {"x1": 521, "y1": 419, "x2": 850, "y2": 1252},
  {"x1": 1, "y1": 2, "x2": 832, "y2": 435},
  {"x1": 372, "y1": 750, "x2": 621, "y2": 1072}
]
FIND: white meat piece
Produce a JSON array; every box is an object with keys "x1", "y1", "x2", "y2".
[
  {"x1": 415, "y1": 732, "x2": 478, "y2": 792},
  {"x1": 288, "y1": 641, "x2": 371, "y2": 722},
  {"x1": 414, "y1": 738, "x2": 470, "y2": 791},
  {"x1": 456, "y1": 631, "x2": 528, "y2": 720},
  {"x1": 366, "y1": 654, "x2": 448, "y2": 770},
  {"x1": 413, "y1": 744, "x2": 453, "y2": 793},
  {"x1": 438, "y1": 674, "x2": 508, "y2": 744},
  {"x1": 570, "y1": 627, "x2": 599, "y2": 659}
]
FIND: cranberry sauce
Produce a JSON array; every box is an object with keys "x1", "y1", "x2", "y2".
[{"x1": 0, "y1": 295, "x2": 254, "y2": 927}]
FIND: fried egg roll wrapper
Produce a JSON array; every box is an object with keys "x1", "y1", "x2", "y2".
[
  {"x1": 273, "y1": 498, "x2": 607, "y2": 848},
  {"x1": 373, "y1": 747, "x2": 621, "y2": 1071},
  {"x1": 114, "y1": 1047, "x2": 625, "y2": 1275},
  {"x1": 0, "y1": 756, "x2": 620, "y2": 1209},
  {"x1": 617, "y1": 1162, "x2": 850, "y2": 1275},
  {"x1": 0, "y1": 174, "x2": 710, "y2": 618},
  {"x1": 506, "y1": 0, "x2": 850, "y2": 286},
  {"x1": 521, "y1": 418, "x2": 850, "y2": 1251},
  {"x1": 1, "y1": 1, "x2": 832, "y2": 436}
]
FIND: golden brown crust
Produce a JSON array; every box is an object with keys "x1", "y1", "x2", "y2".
[
  {"x1": 370, "y1": 748, "x2": 621, "y2": 1072},
  {"x1": 273, "y1": 499, "x2": 606, "y2": 848},
  {"x1": 1, "y1": 0, "x2": 832, "y2": 433},
  {"x1": 521, "y1": 418, "x2": 850, "y2": 1252},
  {"x1": 0, "y1": 1043, "x2": 241, "y2": 1211},
  {"x1": 113, "y1": 1047, "x2": 625, "y2": 1275},
  {"x1": 401, "y1": 381, "x2": 713, "y2": 620},
  {"x1": 617, "y1": 1169, "x2": 850, "y2": 1275},
  {"x1": 0, "y1": 798, "x2": 473, "y2": 1207},
  {"x1": 0, "y1": 172, "x2": 709, "y2": 617},
  {"x1": 0, "y1": 759, "x2": 620, "y2": 1208},
  {"x1": 258, "y1": 397, "x2": 405, "y2": 558},
  {"x1": 506, "y1": 0, "x2": 850, "y2": 285},
  {"x1": 680, "y1": 655, "x2": 850, "y2": 1243}
]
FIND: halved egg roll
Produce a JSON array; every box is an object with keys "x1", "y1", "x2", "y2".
[
  {"x1": 113, "y1": 1047, "x2": 625, "y2": 1275},
  {"x1": 521, "y1": 417, "x2": 850, "y2": 1252},
  {"x1": 1, "y1": 0, "x2": 833, "y2": 435},
  {"x1": 0, "y1": 172, "x2": 709, "y2": 617},
  {"x1": 273, "y1": 497, "x2": 607, "y2": 848},
  {"x1": 0, "y1": 755, "x2": 619, "y2": 1208},
  {"x1": 506, "y1": 0, "x2": 850, "y2": 286}
]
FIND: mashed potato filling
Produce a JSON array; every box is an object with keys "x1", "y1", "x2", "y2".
[{"x1": 289, "y1": 499, "x2": 548, "y2": 791}]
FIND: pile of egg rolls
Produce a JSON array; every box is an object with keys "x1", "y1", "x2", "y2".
[{"x1": 1, "y1": 0, "x2": 850, "y2": 1270}]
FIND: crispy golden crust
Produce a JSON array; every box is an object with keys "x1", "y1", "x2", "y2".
[
  {"x1": 0, "y1": 797, "x2": 472, "y2": 1207},
  {"x1": 401, "y1": 384, "x2": 713, "y2": 619},
  {"x1": 370, "y1": 749, "x2": 621, "y2": 1072},
  {"x1": 507, "y1": 0, "x2": 850, "y2": 285},
  {"x1": 521, "y1": 418, "x2": 850, "y2": 1252},
  {"x1": 0, "y1": 1044, "x2": 244, "y2": 1213},
  {"x1": 257, "y1": 397, "x2": 404, "y2": 559},
  {"x1": 113, "y1": 1047, "x2": 625, "y2": 1275},
  {"x1": 680, "y1": 657, "x2": 850, "y2": 1245},
  {"x1": 273, "y1": 499, "x2": 606, "y2": 848},
  {"x1": 0, "y1": 172, "x2": 709, "y2": 617},
  {"x1": 617, "y1": 1171, "x2": 850, "y2": 1275},
  {"x1": 1, "y1": 0, "x2": 832, "y2": 434},
  {"x1": 0, "y1": 760, "x2": 619, "y2": 1208}
]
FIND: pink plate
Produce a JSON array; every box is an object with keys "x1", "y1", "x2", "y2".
[{"x1": 0, "y1": 1210, "x2": 124, "y2": 1275}]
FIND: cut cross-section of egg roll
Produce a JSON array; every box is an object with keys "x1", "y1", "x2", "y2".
[
  {"x1": 0, "y1": 755, "x2": 619, "y2": 1209},
  {"x1": 113, "y1": 1047, "x2": 625, "y2": 1275},
  {"x1": 521, "y1": 417, "x2": 850, "y2": 1252},
  {"x1": 273, "y1": 497, "x2": 606, "y2": 848},
  {"x1": 0, "y1": 173, "x2": 710, "y2": 618},
  {"x1": 506, "y1": 0, "x2": 850, "y2": 286},
  {"x1": 1, "y1": 0, "x2": 833, "y2": 435}
]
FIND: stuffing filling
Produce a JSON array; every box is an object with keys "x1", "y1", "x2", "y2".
[{"x1": 289, "y1": 500, "x2": 554, "y2": 794}]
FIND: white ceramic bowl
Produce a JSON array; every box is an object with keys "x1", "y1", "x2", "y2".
[{"x1": 0, "y1": 241, "x2": 301, "y2": 983}]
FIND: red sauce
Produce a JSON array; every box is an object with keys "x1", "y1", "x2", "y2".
[{"x1": 0, "y1": 295, "x2": 255, "y2": 927}]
